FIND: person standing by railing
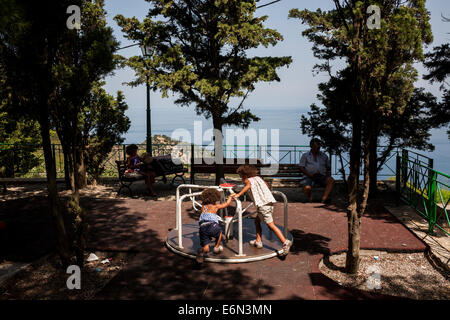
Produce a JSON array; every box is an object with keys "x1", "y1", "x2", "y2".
[{"x1": 299, "y1": 138, "x2": 335, "y2": 203}]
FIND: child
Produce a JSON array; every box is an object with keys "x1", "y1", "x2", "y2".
[
  {"x1": 196, "y1": 188, "x2": 233, "y2": 264},
  {"x1": 232, "y1": 165, "x2": 292, "y2": 256},
  {"x1": 125, "y1": 144, "x2": 157, "y2": 196}
]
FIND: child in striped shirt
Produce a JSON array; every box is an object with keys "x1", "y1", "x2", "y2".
[{"x1": 196, "y1": 188, "x2": 233, "y2": 264}]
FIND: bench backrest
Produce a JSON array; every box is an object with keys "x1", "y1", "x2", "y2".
[
  {"x1": 116, "y1": 156, "x2": 185, "y2": 177},
  {"x1": 155, "y1": 156, "x2": 185, "y2": 173},
  {"x1": 260, "y1": 164, "x2": 303, "y2": 177},
  {"x1": 115, "y1": 160, "x2": 128, "y2": 178},
  {"x1": 191, "y1": 158, "x2": 264, "y2": 174}
]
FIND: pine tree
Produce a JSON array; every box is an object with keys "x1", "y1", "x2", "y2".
[
  {"x1": 290, "y1": 0, "x2": 432, "y2": 273},
  {"x1": 116, "y1": 0, "x2": 291, "y2": 183}
]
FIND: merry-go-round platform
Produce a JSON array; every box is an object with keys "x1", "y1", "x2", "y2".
[{"x1": 165, "y1": 182, "x2": 293, "y2": 263}]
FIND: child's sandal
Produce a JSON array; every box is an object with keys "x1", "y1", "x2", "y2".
[
  {"x1": 213, "y1": 245, "x2": 223, "y2": 254},
  {"x1": 249, "y1": 240, "x2": 263, "y2": 249}
]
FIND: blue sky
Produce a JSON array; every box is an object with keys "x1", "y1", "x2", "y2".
[{"x1": 103, "y1": 0, "x2": 450, "y2": 113}]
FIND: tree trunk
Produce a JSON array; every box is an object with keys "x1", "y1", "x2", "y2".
[
  {"x1": 360, "y1": 122, "x2": 372, "y2": 215},
  {"x1": 70, "y1": 145, "x2": 87, "y2": 267},
  {"x1": 345, "y1": 114, "x2": 362, "y2": 274},
  {"x1": 213, "y1": 116, "x2": 224, "y2": 185},
  {"x1": 338, "y1": 152, "x2": 347, "y2": 184},
  {"x1": 63, "y1": 151, "x2": 71, "y2": 190},
  {"x1": 39, "y1": 112, "x2": 72, "y2": 267},
  {"x1": 75, "y1": 145, "x2": 87, "y2": 189},
  {"x1": 369, "y1": 133, "x2": 378, "y2": 197},
  {"x1": 346, "y1": 205, "x2": 361, "y2": 274}
]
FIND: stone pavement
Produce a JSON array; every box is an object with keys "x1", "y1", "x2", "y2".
[
  {"x1": 386, "y1": 204, "x2": 450, "y2": 272},
  {"x1": 82, "y1": 198, "x2": 427, "y2": 300}
]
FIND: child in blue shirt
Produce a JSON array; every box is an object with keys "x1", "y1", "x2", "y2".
[{"x1": 196, "y1": 188, "x2": 233, "y2": 264}]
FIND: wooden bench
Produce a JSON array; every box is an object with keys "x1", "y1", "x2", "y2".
[
  {"x1": 260, "y1": 164, "x2": 305, "y2": 187},
  {"x1": 116, "y1": 155, "x2": 188, "y2": 196},
  {"x1": 189, "y1": 158, "x2": 266, "y2": 184},
  {"x1": 189, "y1": 159, "x2": 308, "y2": 187}
]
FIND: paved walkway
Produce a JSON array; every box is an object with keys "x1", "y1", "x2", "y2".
[
  {"x1": 81, "y1": 198, "x2": 427, "y2": 300},
  {"x1": 386, "y1": 204, "x2": 450, "y2": 271}
]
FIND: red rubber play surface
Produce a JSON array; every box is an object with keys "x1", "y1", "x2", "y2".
[{"x1": 0, "y1": 196, "x2": 427, "y2": 299}]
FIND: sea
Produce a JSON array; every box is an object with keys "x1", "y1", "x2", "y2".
[{"x1": 123, "y1": 105, "x2": 450, "y2": 176}]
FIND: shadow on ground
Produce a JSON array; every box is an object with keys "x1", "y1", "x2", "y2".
[{"x1": 0, "y1": 196, "x2": 69, "y2": 262}]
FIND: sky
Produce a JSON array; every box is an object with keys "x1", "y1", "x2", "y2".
[
  {"x1": 100, "y1": 0, "x2": 450, "y2": 173},
  {"x1": 102, "y1": 0, "x2": 450, "y2": 113}
]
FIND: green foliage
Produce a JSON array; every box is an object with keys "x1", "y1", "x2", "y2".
[
  {"x1": 0, "y1": 0, "x2": 126, "y2": 266},
  {"x1": 292, "y1": 1, "x2": 435, "y2": 182},
  {"x1": 289, "y1": 1, "x2": 432, "y2": 112},
  {"x1": 290, "y1": 0, "x2": 434, "y2": 273},
  {"x1": 424, "y1": 43, "x2": 450, "y2": 86},
  {"x1": 115, "y1": 0, "x2": 291, "y2": 169},
  {"x1": 300, "y1": 68, "x2": 353, "y2": 155},
  {"x1": 424, "y1": 43, "x2": 450, "y2": 139},
  {"x1": 0, "y1": 120, "x2": 42, "y2": 177},
  {"x1": 84, "y1": 84, "x2": 131, "y2": 181},
  {"x1": 0, "y1": 66, "x2": 42, "y2": 177},
  {"x1": 50, "y1": 0, "x2": 122, "y2": 188},
  {"x1": 0, "y1": 0, "x2": 83, "y2": 265}
]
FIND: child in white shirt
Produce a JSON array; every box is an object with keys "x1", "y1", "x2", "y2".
[{"x1": 232, "y1": 165, "x2": 292, "y2": 256}]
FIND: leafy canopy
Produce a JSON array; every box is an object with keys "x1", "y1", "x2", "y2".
[{"x1": 116, "y1": 0, "x2": 291, "y2": 128}]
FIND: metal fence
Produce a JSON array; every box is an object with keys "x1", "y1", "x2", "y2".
[
  {"x1": 2, "y1": 142, "x2": 448, "y2": 236},
  {"x1": 396, "y1": 149, "x2": 450, "y2": 236},
  {"x1": 0, "y1": 142, "x2": 402, "y2": 179}
]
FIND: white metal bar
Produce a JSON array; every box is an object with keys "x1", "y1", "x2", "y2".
[
  {"x1": 175, "y1": 187, "x2": 180, "y2": 231},
  {"x1": 272, "y1": 190, "x2": 288, "y2": 238},
  {"x1": 176, "y1": 191, "x2": 203, "y2": 249},
  {"x1": 237, "y1": 199, "x2": 244, "y2": 256}
]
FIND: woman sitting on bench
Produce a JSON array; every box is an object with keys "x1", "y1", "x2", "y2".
[{"x1": 125, "y1": 144, "x2": 157, "y2": 196}]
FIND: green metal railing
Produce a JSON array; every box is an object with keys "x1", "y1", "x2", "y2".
[{"x1": 396, "y1": 149, "x2": 450, "y2": 236}]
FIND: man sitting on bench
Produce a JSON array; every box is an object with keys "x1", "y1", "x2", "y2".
[{"x1": 299, "y1": 138, "x2": 334, "y2": 203}]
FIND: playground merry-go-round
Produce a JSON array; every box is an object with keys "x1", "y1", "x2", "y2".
[{"x1": 165, "y1": 179, "x2": 293, "y2": 263}]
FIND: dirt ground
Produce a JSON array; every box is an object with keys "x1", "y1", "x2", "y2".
[
  {"x1": 0, "y1": 251, "x2": 134, "y2": 300},
  {"x1": 320, "y1": 250, "x2": 450, "y2": 300}
]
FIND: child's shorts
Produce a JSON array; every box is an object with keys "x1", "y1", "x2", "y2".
[
  {"x1": 199, "y1": 222, "x2": 222, "y2": 247},
  {"x1": 256, "y1": 204, "x2": 274, "y2": 224}
]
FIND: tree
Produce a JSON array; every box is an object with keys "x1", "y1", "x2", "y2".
[
  {"x1": 51, "y1": 0, "x2": 120, "y2": 196},
  {"x1": 300, "y1": 69, "x2": 353, "y2": 183},
  {"x1": 0, "y1": 0, "x2": 123, "y2": 266},
  {"x1": 290, "y1": 0, "x2": 432, "y2": 273},
  {"x1": 0, "y1": 74, "x2": 42, "y2": 178},
  {"x1": 424, "y1": 43, "x2": 450, "y2": 139},
  {"x1": 45, "y1": 0, "x2": 121, "y2": 266},
  {"x1": 116, "y1": 0, "x2": 291, "y2": 184},
  {"x1": 83, "y1": 84, "x2": 130, "y2": 184},
  {"x1": 0, "y1": 0, "x2": 75, "y2": 265},
  {"x1": 301, "y1": 68, "x2": 440, "y2": 194}
]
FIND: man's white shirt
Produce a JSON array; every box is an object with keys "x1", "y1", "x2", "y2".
[{"x1": 299, "y1": 151, "x2": 329, "y2": 176}]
